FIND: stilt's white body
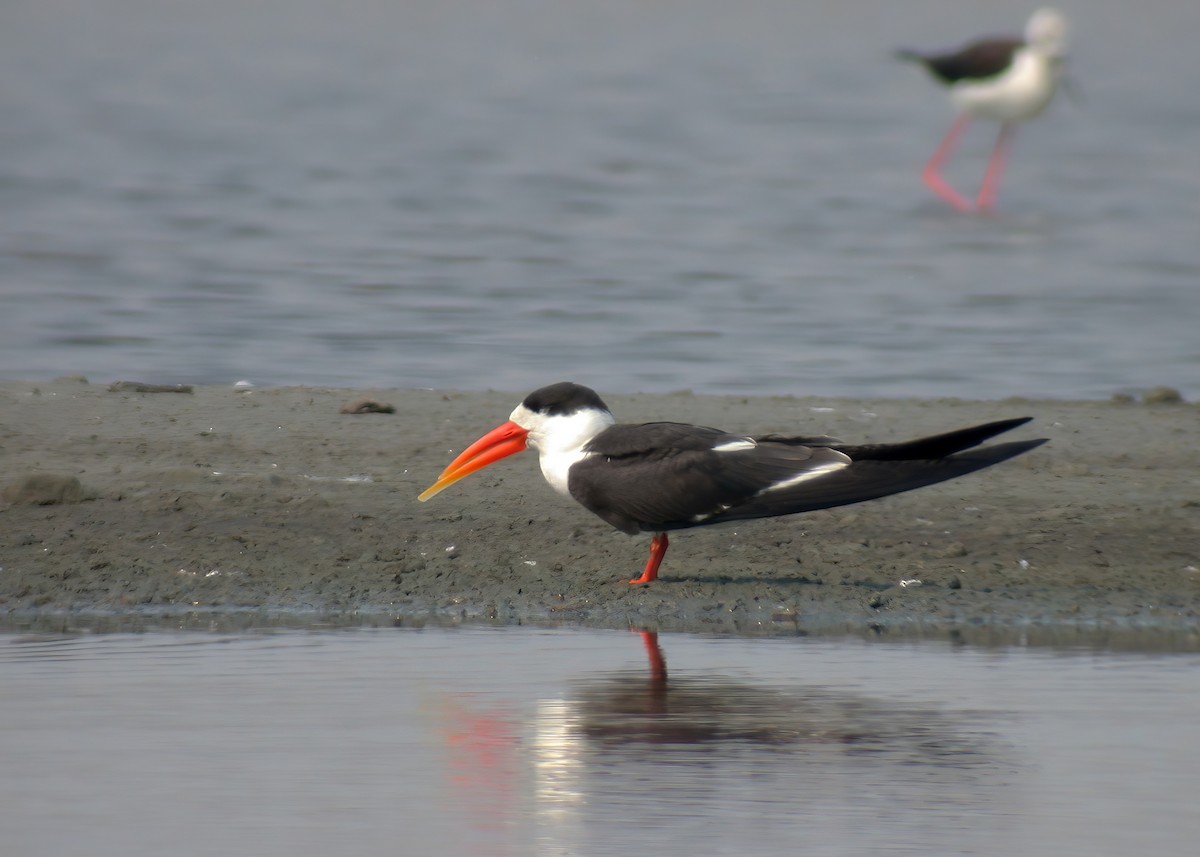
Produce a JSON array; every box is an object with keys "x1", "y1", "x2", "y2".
[{"x1": 950, "y1": 48, "x2": 1060, "y2": 122}]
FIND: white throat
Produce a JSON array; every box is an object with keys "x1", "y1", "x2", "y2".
[{"x1": 509, "y1": 403, "x2": 616, "y2": 498}]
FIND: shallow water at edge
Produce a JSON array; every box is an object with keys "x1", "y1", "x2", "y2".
[{"x1": 2, "y1": 626, "x2": 1198, "y2": 856}]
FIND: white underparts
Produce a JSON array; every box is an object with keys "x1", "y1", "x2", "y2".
[
  {"x1": 950, "y1": 49, "x2": 1059, "y2": 123},
  {"x1": 541, "y1": 449, "x2": 594, "y2": 498}
]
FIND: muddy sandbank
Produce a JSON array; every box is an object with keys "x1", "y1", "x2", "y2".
[{"x1": 1, "y1": 379, "x2": 1197, "y2": 645}]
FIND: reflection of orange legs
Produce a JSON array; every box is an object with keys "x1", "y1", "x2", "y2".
[
  {"x1": 976, "y1": 122, "x2": 1016, "y2": 212},
  {"x1": 922, "y1": 114, "x2": 975, "y2": 212},
  {"x1": 629, "y1": 532, "x2": 668, "y2": 584},
  {"x1": 639, "y1": 630, "x2": 668, "y2": 686}
]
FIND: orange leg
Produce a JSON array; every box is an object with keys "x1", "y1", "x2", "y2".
[
  {"x1": 976, "y1": 122, "x2": 1016, "y2": 212},
  {"x1": 629, "y1": 532, "x2": 668, "y2": 584},
  {"x1": 922, "y1": 114, "x2": 975, "y2": 212}
]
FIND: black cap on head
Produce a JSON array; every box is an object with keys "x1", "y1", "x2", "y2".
[{"x1": 521, "y1": 382, "x2": 611, "y2": 417}]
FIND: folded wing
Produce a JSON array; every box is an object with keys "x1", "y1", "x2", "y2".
[{"x1": 570, "y1": 418, "x2": 1044, "y2": 534}]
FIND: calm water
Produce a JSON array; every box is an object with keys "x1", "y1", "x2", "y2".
[
  {"x1": 2, "y1": 626, "x2": 1198, "y2": 857},
  {"x1": 2, "y1": 0, "x2": 1199, "y2": 400}
]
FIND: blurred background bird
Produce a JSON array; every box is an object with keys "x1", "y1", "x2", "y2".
[{"x1": 898, "y1": 8, "x2": 1069, "y2": 212}]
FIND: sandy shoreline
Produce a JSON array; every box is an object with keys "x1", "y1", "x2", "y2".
[{"x1": 2, "y1": 378, "x2": 1198, "y2": 646}]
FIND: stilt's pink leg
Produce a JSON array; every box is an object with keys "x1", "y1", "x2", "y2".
[
  {"x1": 922, "y1": 114, "x2": 974, "y2": 212},
  {"x1": 629, "y1": 532, "x2": 668, "y2": 584},
  {"x1": 976, "y1": 122, "x2": 1015, "y2": 212}
]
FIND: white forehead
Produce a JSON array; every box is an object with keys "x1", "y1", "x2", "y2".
[
  {"x1": 508, "y1": 402, "x2": 541, "y2": 429},
  {"x1": 509, "y1": 402, "x2": 614, "y2": 452}
]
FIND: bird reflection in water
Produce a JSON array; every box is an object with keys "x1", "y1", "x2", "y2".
[
  {"x1": 569, "y1": 632, "x2": 990, "y2": 754},
  {"x1": 437, "y1": 631, "x2": 1008, "y2": 854}
]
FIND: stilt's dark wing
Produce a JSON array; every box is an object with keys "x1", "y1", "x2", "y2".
[{"x1": 897, "y1": 38, "x2": 1023, "y2": 84}]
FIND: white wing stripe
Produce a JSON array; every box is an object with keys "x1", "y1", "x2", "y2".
[
  {"x1": 712, "y1": 438, "x2": 757, "y2": 452},
  {"x1": 756, "y1": 460, "x2": 849, "y2": 494}
]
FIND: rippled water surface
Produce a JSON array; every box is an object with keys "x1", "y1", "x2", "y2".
[
  {"x1": 2, "y1": 0, "x2": 1198, "y2": 399},
  {"x1": 2, "y1": 627, "x2": 1199, "y2": 856}
]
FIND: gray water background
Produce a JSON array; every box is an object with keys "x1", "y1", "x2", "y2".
[{"x1": 2, "y1": 0, "x2": 1198, "y2": 400}]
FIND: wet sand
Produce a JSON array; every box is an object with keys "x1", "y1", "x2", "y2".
[{"x1": 2, "y1": 379, "x2": 1198, "y2": 643}]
